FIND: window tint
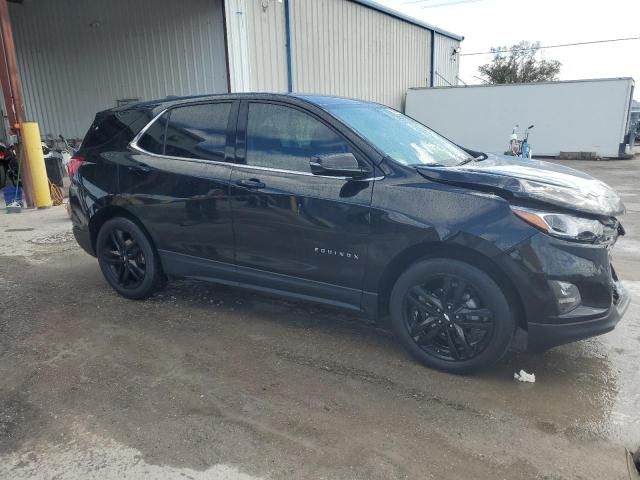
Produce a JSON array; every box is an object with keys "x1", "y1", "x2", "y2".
[
  {"x1": 163, "y1": 103, "x2": 232, "y2": 161},
  {"x1": 137, "y1": 112, "x2": 169, "y2": 155},
  {"x1": 83, "y1": 109, "x2": 152, "y2": 152},
  {"x1": 245, "y1": 103, "x2": 351, "y2": 173}
]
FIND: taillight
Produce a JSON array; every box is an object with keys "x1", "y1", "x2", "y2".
[
  {"x1": 67, "y1": 154, "x2": 86, "y2": 177},
  {"x1": 0, "y1": 151, "x2": 5, "y2": 160}
]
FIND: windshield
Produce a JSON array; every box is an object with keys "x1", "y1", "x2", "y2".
[{"x1": 326, "y1": 103, "x2": 473, "y2": 167}]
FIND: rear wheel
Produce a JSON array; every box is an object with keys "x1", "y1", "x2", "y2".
[
  {"x1": 0, "y1": 165, "x2": 6, "y2": 189},
  {"x1": 96, "y1": 217, "x2": 165, "y2": 299},
  {"x1": 390, "y1": 258, "x2": 515, "y2": 374}
]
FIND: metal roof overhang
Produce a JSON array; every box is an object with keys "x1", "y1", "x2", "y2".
[
  {"x1": 349, "y1": 0, "x2": 464, "y2": 41},
  {"x1": 7, "y1": 0, "x2": 463, "y2": 41}
]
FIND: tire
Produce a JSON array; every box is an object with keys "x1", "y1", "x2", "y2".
[
  {"x1": 0, "y1": 165, "x2": 6, "y2": 189},
  {"x1": 390, "y1": 258, "x2": 515, "y2": 374},
  {"x1": 96, "y1": 217, "x2": 165, "y2": 300}
]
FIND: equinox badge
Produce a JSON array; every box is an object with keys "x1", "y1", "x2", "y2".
[{"x1": 314, "y1": 247, "x2": 359, "y2": 260}]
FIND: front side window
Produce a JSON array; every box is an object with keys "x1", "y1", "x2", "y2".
[
  {"x1": 164, "y1": 103, "x2": 232, "y2": 161},
  {"x1": 325, "y1": 103, "x2": 473, "y2": 167},
  {"x1": 244, "y1": 103, "x2": 351, "y2": 173}
]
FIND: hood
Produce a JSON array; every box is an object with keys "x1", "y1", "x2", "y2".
[{"x1": 416, "y1": 154, "x2": 625, "y2": 217}]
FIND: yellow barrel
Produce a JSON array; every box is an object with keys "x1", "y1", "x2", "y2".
[{"x1": 21, "y1": 122, "x2": 52, "y2": 209}]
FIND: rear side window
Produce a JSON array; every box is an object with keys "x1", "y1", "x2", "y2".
[
  {"x1": 164, "y1": 103, "x2": 232, "y2": 161},
  {"x1": 244, "y1": 103, "x2": 351, "y2": 173}
]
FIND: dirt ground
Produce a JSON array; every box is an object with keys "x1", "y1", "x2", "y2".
[{"x1": 1, "y1": 159, "x2": 639, "y2": 480}]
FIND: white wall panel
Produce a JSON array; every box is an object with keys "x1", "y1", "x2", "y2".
[
  {"x1": 10, "y1": 0, "x2": 229, "y2": 138},
  {"x1": 289, "y1": 0, "x2": 431, "y2": 110},
  {"x1": 225, "y1": 0, "x2": 252, "y2": 92},
  {"x1": 225, "y1": 0, "x2": 288, "y2": 93},
  {"x1": 433, "y1": 33, "x2": 460, "y2": 87},
  {"x1": 245, "y1": 0, "x2": 288, "y2": 92}
]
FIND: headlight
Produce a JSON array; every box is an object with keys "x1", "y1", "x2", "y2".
[{"x1": 512, "y1": 206, "x2": 604, "y2": 242}]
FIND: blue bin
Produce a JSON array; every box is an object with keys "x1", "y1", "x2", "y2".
[{"x1": 3, "y1": 186, "x2": 23, "y2": 205}]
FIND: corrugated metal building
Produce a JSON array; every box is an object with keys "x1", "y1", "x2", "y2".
[{"x1": 7, "y1": 0, "x2": 462, "y2": 139}]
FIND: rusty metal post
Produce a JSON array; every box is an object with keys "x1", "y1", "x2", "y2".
[
  {"x1": 0, "y1": 0, "x2": 34, "y2": 207},
  {"x1": 0, "y1": 28, "x2": 14, "y2": 127}
]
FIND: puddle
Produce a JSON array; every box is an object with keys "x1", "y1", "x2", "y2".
[
  {"x1": 0, "y1": 422, "x2": 265, "y2": 480},
  {"x1": 592, "y1": 280, "x2": 640, "y2": 444}
]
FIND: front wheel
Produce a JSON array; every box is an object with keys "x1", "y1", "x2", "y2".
[
  {"x1": 390, "y1": 258, "x2": 515, "y2": 374},
  {"x1": 96, "y1": 217, "x2": 165, "y2": 299}
]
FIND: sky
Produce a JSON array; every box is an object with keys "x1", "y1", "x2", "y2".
[{"x1": 379, "y1": 0, "x2": 640, "y2": 99}]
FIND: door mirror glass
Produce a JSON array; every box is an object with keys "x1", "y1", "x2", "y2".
[{"x1": 310, "y1": 153, "x2": 368, "y2": 178}]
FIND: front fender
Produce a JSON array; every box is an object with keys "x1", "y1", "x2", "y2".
[{"x1": 363, "y1": 179, "x2": 537, "y2": 293}]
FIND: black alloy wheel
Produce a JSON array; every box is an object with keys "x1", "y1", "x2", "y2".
[
  {"x1": 102, "y1": 228, "x2": 147, "y2": 289},
  {"x1": 404, "y1": 275, "x2": 494, "y2": 362},
  {"x1": 96, "y1": 217, "x2": 165, "y2": 299},
  {"x1": 390, "y1": 258, "x2": 515, "y2": 374}
]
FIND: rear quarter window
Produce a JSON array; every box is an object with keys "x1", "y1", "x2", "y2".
[
  {"x1": 137, "y1": 112, "x2": 169, "y2": 155},
  {"x1": 82, "y1": 109, "x2": 153, "y2": 152}
]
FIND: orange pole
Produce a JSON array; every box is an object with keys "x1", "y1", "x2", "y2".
[{"x1": 0, "y1": 0, "x2": 34, "y2": 207}]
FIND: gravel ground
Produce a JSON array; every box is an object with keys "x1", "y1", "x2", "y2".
[{"x1": 0, "y1": 159, "x2": 639, "y2": 479}]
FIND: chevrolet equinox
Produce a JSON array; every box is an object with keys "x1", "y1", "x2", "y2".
[{"x1": 69, "y1": 94, "x2": 629, "y2": 373}]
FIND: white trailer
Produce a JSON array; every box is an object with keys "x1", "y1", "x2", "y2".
[{"x1": 405, "y1": 78, "x2": 636, "y2": 159}]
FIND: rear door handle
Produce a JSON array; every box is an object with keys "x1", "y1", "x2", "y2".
[{"x1": 236, "y1": 178, "x2": 265, "y2": 189}]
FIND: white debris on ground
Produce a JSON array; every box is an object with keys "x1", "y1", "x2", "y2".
[
  {"x1": 30, "y1": 229, "x2": 75, "y2": 244},
  {"x1": 514, "y1": 370, "x2": 536, "y2": 383}
]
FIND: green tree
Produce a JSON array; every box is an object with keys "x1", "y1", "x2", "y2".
[{"x1": 478, "y1": 41, "x2": 561, "y2": 84}]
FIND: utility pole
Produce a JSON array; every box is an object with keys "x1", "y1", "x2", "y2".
[{"x1": 0, "y1": 0, "x2": 34, "y2": 208}]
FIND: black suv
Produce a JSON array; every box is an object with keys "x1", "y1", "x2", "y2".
[{"x1": 69, "y1": 94, "x2": 629, "y2": 373}]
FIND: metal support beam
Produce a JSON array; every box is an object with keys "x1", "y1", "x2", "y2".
[
  {"x1": 284, "y1": 0, "x2": 293, "y2": 93},
  {"x1": 430, "y1": 30, "x2": 435, "y2": 87},
  {"x1": 221, "y1": 0, "x2": 232, "y2": 93},
  {"x1": 0, "y1": 0, "x2": 34, "y2": 207}
]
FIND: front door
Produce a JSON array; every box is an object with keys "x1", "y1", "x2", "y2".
[{"x1": 230, "y1": 101, "x2": 376, "y2": 308}]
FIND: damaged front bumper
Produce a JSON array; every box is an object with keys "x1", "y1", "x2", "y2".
[
  {"x1": 526, "y1": 280, "x2": 630, "y2": 351},
  {"x1": 496, "y1": 232, "x2": 629, "y2": 352}
]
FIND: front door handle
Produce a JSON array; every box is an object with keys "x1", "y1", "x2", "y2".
[{"x1": 236, "y1": 178, "x2": 265, "y2": 189}]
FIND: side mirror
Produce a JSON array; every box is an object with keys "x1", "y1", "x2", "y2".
[{"x1": 309, "y1": 153, "x2": 369, "y2": 178}]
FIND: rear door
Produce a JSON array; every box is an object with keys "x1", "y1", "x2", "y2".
[
  {"x1": 122, "y1": 100, "x2": 238, "y2": 264},
  {"x1": 229, "y1": 101, "x2": 376, "y2": 308}
]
